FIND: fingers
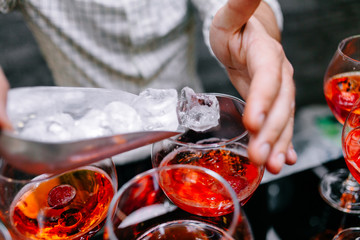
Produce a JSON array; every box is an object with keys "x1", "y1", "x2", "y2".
[
  {"x1": 0, "y1": 68, "x2": 12, "y2": 131},
  {"x1": 242, "y1": 37, "x2": 284, "y2": 133},
  {"x1": 233, "y1": 20, "x2": 296, "y2": 172},
  {"x1": 265, "y1": 113, "x2": 296, "y2": 174},
  {"x1": 246, "y1": 55, "x2": 296, "y2": 173},
  {"x1": 213, "y1": 0, "x2": 261, "y2": 32},
  {"x1": 241, "y1": 20, "x2": 286, "y2": 133}
]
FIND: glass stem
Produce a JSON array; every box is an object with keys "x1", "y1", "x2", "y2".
[
  {"x1": 343, "y1": 173, "x2": 360, "y2": 192},
  {"x1": 340, "y1": 173, "x2": 360, "y2": 209}
]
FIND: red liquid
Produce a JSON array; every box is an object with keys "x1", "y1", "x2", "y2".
[
  {"x1": 159, "y1": 148, "x2": 262, "y2": 208},
  {"x1": 10, "y1": 167, "x2": 115, "y2": 239},
  {"x1": 344, "y1": 127, "x2": 360, "y2": 183},
  {"x1": 324, "y1": 72, "x2": 360, "y2": 124},
  {"x1": 159, "y1": 166, "x2": 235, "y2": 217}
]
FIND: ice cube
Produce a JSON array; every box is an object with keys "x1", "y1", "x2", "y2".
[
  {"x1": 7, "y1": 94, "x2": 57, "y2": 124},
  {"x1": 18, "y1": 113, "x2": 74, "y2": 142},
  {"x1": 19, "y1": 122, "x2": 49, "y2": 141},
  {"x1": 73, "y1": 109, "x2": 111, "y2": 139},
  {"x1": 133, "y1": 88, "x2": 179, "y2": 131},
  {"x1": 104, "y1": 101, "x2": 143, "y2": 133},
  {"x1": 46, "y1": 113, "x2": 74, "y2": 141},
  {"x1": 177, "y1": 87, "x2": 220, "y2": 132}
]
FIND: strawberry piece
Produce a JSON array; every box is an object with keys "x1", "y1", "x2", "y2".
[
  {"x1": 48, "y1": 184, "x2": 76, "y2": 209},
  {"x1": 345, "y1": 127, "x2": 360, "y2": 162}
]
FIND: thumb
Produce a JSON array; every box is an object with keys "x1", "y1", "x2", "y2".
[{"x1": 213, "y1": 0, "x2": 261, "y2": 32}]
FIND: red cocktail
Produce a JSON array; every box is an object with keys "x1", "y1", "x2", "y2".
[
  {"x1": 0, "y1": 158, "x2": 117, "y2": 239},
  {"x1": 324, "y1": 72, "x2": 360, "y2": 124}
]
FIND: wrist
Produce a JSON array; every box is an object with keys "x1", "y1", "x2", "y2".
[{"x1": 253, "y1": 1, "x2": 282, "y2": 41}]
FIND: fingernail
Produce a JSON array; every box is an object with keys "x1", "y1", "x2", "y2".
[
  {"x1": 259, "y1": 143, "x2": 270, "y2": 164},
  {"x1": 286, "y1": 147, "x2": 297, "y2": 164}
]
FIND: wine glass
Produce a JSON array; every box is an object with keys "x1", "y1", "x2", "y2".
[
  {"x1": 332, "y1": 227, "x2": 360, "y2": 240},
  {"x1": 152, "y1": 93, "x2": 265, "y2": 206},
  {"x1": 320, "y1": 34, "x2": 360, "y2": 213},
  {"x1": 0, "y1": 157, "x2": 117, "y2": 239},
  {"x1": 104, "y1": 164, "x2": 253, "y2": 240}
]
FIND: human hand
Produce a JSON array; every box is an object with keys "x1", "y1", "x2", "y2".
[
  {"x1": 210, "y1": 0, "x2": 296, "y2": 174},
  {"x1": 0, "y1": 68, "x2": 12, "y2": 131}
]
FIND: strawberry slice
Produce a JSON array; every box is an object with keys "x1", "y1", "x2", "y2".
[
  {"x1": 48, "y1": 184, "x2": 76, "y2": 209},
  {"x1": 345, "y1": 127, "x2": 360, "y2": 162},
  {"x1": 332, "y1": 91, "x2": 359, "y2": 110}
]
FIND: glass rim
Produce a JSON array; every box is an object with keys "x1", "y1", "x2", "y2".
[
  {"x1": 333, "y1": 227, "x2": 360, "y2": 239},
  {"x1": 0, "y1": 157, "x2": 114, "y2": 184},
  {"x1": 105, "y1": 164, "x2": 241, "y2": 240},
  {"x1": 338, "y1": 34, "x2": 360, "y2": 64},
  {"x1": 172, "y1": 92, "x2": 248, "y2": 149}
]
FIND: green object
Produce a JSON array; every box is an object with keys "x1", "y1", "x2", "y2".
[{"x1": 315, "y1": 115, "x2": 342, "y2": 139}]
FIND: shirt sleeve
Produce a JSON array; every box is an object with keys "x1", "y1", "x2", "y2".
[
  {"x1": 191, "y1": 0, "x2": 227, "y2": 58},
  {"x1": 192, "y1": 0, "x2": 284, "y2": 60},
  {"x1": 0, "y1": 0, "x2": 18, "y2": 13}
]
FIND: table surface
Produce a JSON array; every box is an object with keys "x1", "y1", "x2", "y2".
[
  {"x1": 244, "y1": 158, "x2": 360, "y2": 240},
  {"x1": 95, "y1": 157, "x2": 360, "y2": 240}
]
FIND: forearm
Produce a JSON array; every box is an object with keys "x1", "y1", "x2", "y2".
[{"x1": 253, "y1": 1, "x2": 282, "y2": 42}]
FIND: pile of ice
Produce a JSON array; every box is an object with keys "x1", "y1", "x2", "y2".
[{"x1": 6, "y1": 86, "x2": 220, "y2": 142}]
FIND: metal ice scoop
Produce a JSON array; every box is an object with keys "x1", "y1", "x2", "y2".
[{"x1": 0, "y1": 86, "x2": 183, "y2": 174}]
